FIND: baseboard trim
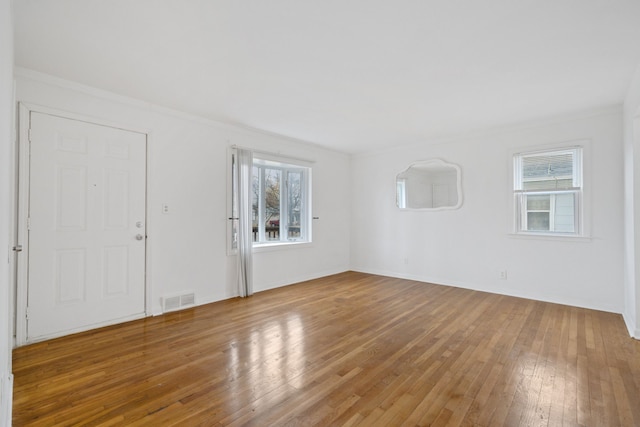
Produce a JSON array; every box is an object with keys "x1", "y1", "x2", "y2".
[
  {"x1": 149, "y1": 267, "x2": 351, "y2": 316},
  {"x1": 350, "y1": 267, "x2": 622, "y2": 315},
  {"x1": 622, "y1": 311, "x2": 640, "y2": 340},
  {"x1": 254, "y1": 268, "x2": 350, "y2": 294}
]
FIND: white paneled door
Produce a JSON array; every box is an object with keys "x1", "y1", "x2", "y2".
[{"x1": 26, "y1": 112, "x2": 147, "y2": 341}]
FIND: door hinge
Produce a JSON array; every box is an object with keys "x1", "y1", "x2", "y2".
[
  {"x1": 28, "y1": 128, "x2": 32, "y2": 142},
  {"x1": 27, "y1": 217, "x2": 31, "y2": 230},
  {"x1": 25, "y1": 307, "x2": 29, "y2": 320}
]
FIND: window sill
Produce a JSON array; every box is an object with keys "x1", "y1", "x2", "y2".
[
  {"x1": 228, "y1": 241, "x2": 313, "y2": 256},
  {"x1": 508, "y1": 232, "x2": 592, "y2": 243},
  {"x1": 253, "y1": 241, "x2": 313, "y2": 252}
]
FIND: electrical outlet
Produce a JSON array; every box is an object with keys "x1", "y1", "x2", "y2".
[
  {"x1": 162, "y1": 203, "x2": 170, "y2": 214},
  {"x1": 499, "y1": 270, "x2": 507, "y2": 280}
]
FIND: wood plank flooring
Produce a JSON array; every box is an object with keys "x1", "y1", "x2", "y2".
[{"x1": 12, "y1": 272, "x2": 640, "y2": 426}]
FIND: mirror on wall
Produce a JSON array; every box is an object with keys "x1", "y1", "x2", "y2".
[{"x1": 396, "y1": 159, "x2": 462, "y2": 210}]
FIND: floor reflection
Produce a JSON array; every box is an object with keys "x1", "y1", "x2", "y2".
[{"x1": 227, "y1": 312, "x2": 306, "y2": 412}]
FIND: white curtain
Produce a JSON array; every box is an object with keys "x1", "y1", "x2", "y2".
[{"x1": 235, "y1": 148, "x2": 254, "y2": 297}]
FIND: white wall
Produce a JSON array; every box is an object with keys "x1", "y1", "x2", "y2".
[
  {"x1": 0, "y1": 0, "x2": 13, "y2": 423},
  {"x1": 623, "y1": 65, "x2": 640, "y2": 338},
  {"x1": 14, "y1": 70, "x2": 350, "y2": 320},
  {"x1": 351, "y1": 109, "x2": 625, "y2": 313}
]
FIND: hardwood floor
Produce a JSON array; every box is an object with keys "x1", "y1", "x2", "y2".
[{"x1": 12, "y1": 272, "x2": 640, "y2": 426}]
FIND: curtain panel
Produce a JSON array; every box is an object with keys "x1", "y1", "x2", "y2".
[{"x1": 234, "y1": 148, "x2": 254, "y2": 297}]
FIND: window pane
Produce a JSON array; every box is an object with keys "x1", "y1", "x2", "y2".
[
  {"x1": 527, "y1": 212, "x2": 550, "y2": 231},
  {"x1": 252, "y1": 166, "x2": 259, "y2": 242},
  {"x1": 523, "y1": 178, "x2": 573, "y2": 191},
  {"x1": 526, "y1": 194, "x2": 550, "y2": 211},
  {"x1": 522, "y1": 151, "x2": 574, "y2": 190},
  {"x1": 231, "y1": 154, "x2": 239, "y2": 249},
  {"x1": 554, "y1": 193, "x2": 575, "y2": 232},
  {"x1": 287, "y1": 171, "x2": 302, "y2": 240},
  {"x1": 264, "y1": 168, "x2": 280, "y2": 241},
  {"x1": 246, "y1": 157, "x2": 311, "y2": 246}
]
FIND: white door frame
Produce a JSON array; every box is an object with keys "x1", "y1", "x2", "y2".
[{"x1": 15, "y1": 103, "x2": 152, "y2": 346}]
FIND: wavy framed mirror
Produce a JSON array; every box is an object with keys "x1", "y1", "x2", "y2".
[{"x1": 396, "y1": 159, "x2": 463, "y2": 210}]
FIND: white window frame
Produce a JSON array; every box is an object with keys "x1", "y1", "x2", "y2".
[
  {"x1": 513, "y1": 145, "x2": 585, "y2": 237},
  {"x1": 228, "y1": 149, "x2": 312, "y2": 253},
  {"x1": 252, "y1": 158, "x2": 311, "y2": 245}
]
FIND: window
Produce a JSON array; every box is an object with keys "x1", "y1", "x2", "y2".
[
  {"x1": 514, "y1": 147, "x2": 582, "y2": 235},
  {"x1": 230, "y1": 152, "x2": 311, "y2": 249}
]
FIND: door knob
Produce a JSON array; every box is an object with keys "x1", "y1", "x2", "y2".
[{"x1": 135, "y1": 234, "x2": 144, "y2": 241}]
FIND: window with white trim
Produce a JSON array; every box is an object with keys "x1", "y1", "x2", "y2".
[
  {"x1": 252, "y1": 158, "x2": 310, "y2": 244},
  {"x1": 514, "y1": 147, "x2": 582, "y2": 235},
  {"x1": 230, "y1": 152, "x2": 311, "y2": 249}
]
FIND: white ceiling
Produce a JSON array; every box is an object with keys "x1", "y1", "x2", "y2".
[{"x1": 13, "y1": 1, "x2": 640, "y2": 154}]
